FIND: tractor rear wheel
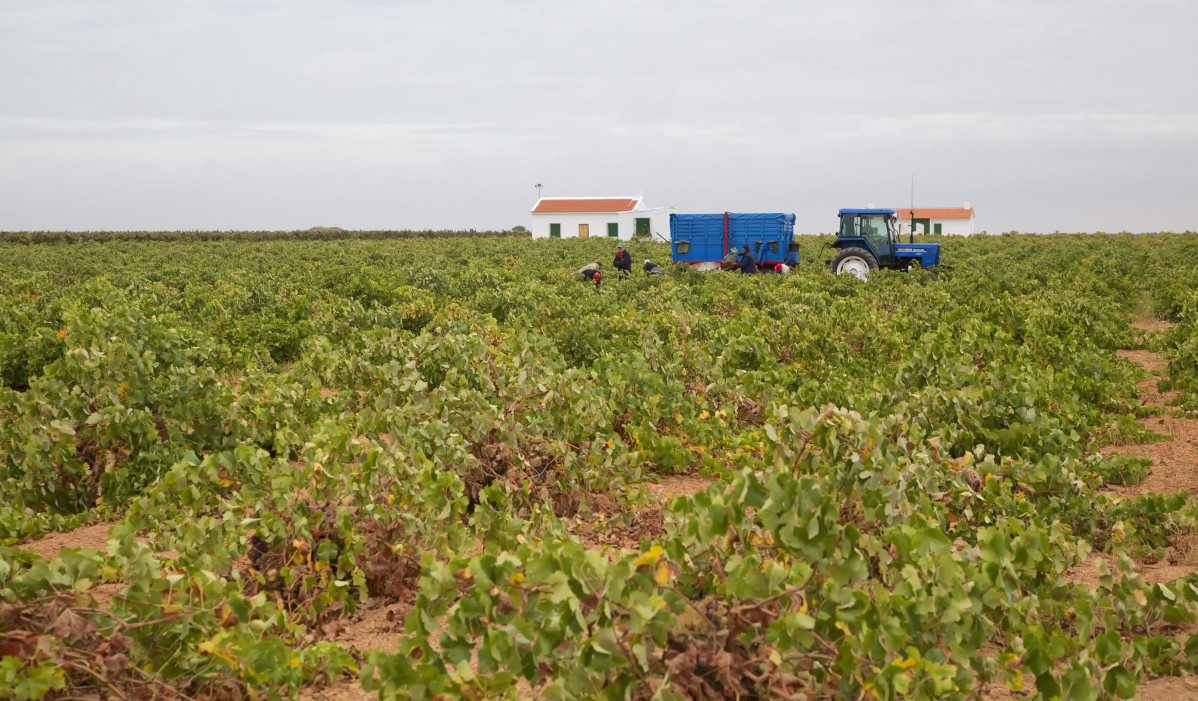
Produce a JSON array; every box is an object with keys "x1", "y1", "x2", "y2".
[{"x1": 831, "y1": 248, "x2": 877, "y2": 280}]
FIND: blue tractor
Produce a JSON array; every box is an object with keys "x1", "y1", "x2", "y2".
[{"x1": 827, "y1": 208, "x2": 945, "y2": 280}]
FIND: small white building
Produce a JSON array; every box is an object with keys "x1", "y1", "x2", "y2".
[
  {"x1": 890, "y1": 201, "x2": 976, "y2": 236},
  {"x1": 530, "y1": 196, "x2": 675, "y2": 241}
]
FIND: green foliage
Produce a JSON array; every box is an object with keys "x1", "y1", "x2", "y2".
[{"x1": 2, "y1": 232, "x2": 1198, "y2": 697}]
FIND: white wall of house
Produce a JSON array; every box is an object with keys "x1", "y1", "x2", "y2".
[
  {"x1": 531, "y1": 200, "x2": 677, "y2": 240},
  {"x1": 617, "y1": 206, "x2": 675, "y2": 242},
  {"x1": 897, "y1": 216, "x2": 975, "y2": 237},
  {"x1": 531, "y1": 212, "x2": 625, "y2": 239}
]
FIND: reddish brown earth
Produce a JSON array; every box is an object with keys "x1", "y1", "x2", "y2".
[
  {"x1": 21, "y1": 522, "x2": 114, "y2": 560},
  {"x1": 299, "y1": 600, "x2": 408, "y2": 701},
  {"x1": 983, "y1": 321, "x2": 1198, "y2": 699},
  {"x1": 640, "y1": 473, "x2": 716, "y2": 502},
  {"x1": 1066, "y1": 322, "x2": 1198, "y2": 699},
  {"x1": 1101, "y1": 347, "x2": 1198, "y2": 499},
  {"x1": 1132, "y1": 319, "x2": 1178, "y2": 333},
  {"x1": 1105, "y1": 327, "x2": 1198, "y2": 700}
]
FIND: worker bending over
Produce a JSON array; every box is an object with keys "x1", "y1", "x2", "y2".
[
  {"x1": 643, "y1": 260, "x2": 664, "y2": 276},
  {"x1": 577, "y1": 261, "x2": 603, "y2": 286}
]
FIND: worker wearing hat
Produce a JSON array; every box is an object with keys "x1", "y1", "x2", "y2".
[
  {"x1": 735, "y1": 245, "x2": 756, "y2": 274},
  {"x1": 577, "y1": 261, "x2": 602, "y2": 286},
  {"x1": 613, "y1": 241, "x2": 632, "y2": 278}
]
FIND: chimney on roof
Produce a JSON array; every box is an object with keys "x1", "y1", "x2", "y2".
[{"x1": 964, "y1": 199, "x2": 972, "y2": 210}]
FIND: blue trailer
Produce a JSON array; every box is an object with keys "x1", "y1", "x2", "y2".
[{"x1": 670, "y1": 212, "x2": 799, "y2": 270}]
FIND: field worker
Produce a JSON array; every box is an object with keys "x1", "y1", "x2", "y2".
[
  {"x1": 613, "y1": 242, "x2": 632, "y2": 278},
  {"x1": 643, "y1": 259, "x2": 665, "y2": 276},
  {"x1": 577, "y1": 261, "x2": 603, "y2": 287},
  {"x1": 774, "y1": 262, "x2": 790, "y2": 274},
  {"x1": 736, "y1": 245, "x2": 756, "y2": 274},
  {"x1": 577, "y1": 261, "x2": 602, "y2": 278}
]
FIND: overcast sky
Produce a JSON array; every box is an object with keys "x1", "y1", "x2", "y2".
[{"x1": 2, "y1": 0, "x2": 1196, "y2": 234}]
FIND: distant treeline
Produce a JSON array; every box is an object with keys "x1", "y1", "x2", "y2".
[{"x1": 0, "y1": 228, "x2": 532, "y2": 245}]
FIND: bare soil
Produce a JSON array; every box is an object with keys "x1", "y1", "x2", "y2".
[
  {"x1": 1131, "y1": 319, "x2": 1178, "y2": 332},
  {"x1": 20, "y1": 522, "x2": 114, "y2": 560},
  {"x1": 1062, "y1": 321, "x2": 1198, "y2": 697},
  {"x1": 1103, "y1": 344, "x2": 1198, "y2": 500},
  {"x1": 640, "y1": 474, "x2": 716, "y2": 502}
]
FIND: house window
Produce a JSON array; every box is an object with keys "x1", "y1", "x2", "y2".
[
  {"x1": 607, "y1": 222, "x2": 619, "y2": 237},
  {"x1": 635, "y1": 218, "x2": 650, "y2": 237},
  {"x1": 934, "y1": 223, "x2": 942, "y2": 235},
  {"x1": 550, "y1": 223, "x2": 561, "y2": 238}
]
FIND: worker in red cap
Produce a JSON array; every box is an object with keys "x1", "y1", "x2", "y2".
[
  {"x1": 774, "y1": 262, "x2": 790, "y2": 274},
  {"x1": 577, "y1": 261, "x2": 602, "y2": 286}
]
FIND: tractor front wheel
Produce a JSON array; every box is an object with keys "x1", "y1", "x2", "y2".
[{"x1": 831, "y1": 248, "x2": 877, "y2": 280}]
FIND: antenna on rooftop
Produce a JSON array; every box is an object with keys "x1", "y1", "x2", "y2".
[
  {"x1": 909, "y1": 174, "x2": 915, "y2": 244},
  {"x1": 534, "y1": 183, "x2": 543, "y2": 200}
]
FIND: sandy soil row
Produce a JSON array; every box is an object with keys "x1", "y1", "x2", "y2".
[{"x1": 985, "y1": 322, "x2": 1198, "y2": 700}]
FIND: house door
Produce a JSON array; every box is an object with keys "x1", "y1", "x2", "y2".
[
  {"x1": 911, "y1": 218, "x2": 930, "y2": 235},
  {"x1": 635, "y1": 218, "x2": 650, "y2": 237},
  {"x1": 579, "y1": 224, "x2": 589, "y2": 239}
]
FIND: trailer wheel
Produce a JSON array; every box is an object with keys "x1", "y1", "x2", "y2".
[{"x1": 831, "y1": 248, "x2": 877, "y2": 280}]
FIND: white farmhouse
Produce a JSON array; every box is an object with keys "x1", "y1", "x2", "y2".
[
  {"x1": 530, "y1": 196, "x2": 675, "y2": 241},
  {"x1": 891, "y1": 201, "x2": 976, "y2": 236}
]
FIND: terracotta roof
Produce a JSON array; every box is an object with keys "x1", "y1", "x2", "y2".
[
  {"x1": 532, "y1": 198, "x2": 641, "y2": 213},
  {"x1": 892, "y1": 207, "x2": 974, "y2": 220}
]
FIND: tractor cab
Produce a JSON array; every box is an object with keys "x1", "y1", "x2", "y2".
[{"x1": 828, "y1": 208, "x2": 943, "y2": 279}]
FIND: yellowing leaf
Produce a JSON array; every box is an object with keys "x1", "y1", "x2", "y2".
[
  {"x1": 653, "y1": 560, "x2": 671, "y2": 585},
  {"x1": 509, "y1": 572, "x2": 525, "y2": 585},
  {"x1": 1006, "y1": 670, "x2": 1025, "y2": 692},
  {"x1": 892, "y1": 656, "x2": 918, "y2": 669},
  {"x1": 633, "y1": 544, "x2": 664, "y2": 568}
]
